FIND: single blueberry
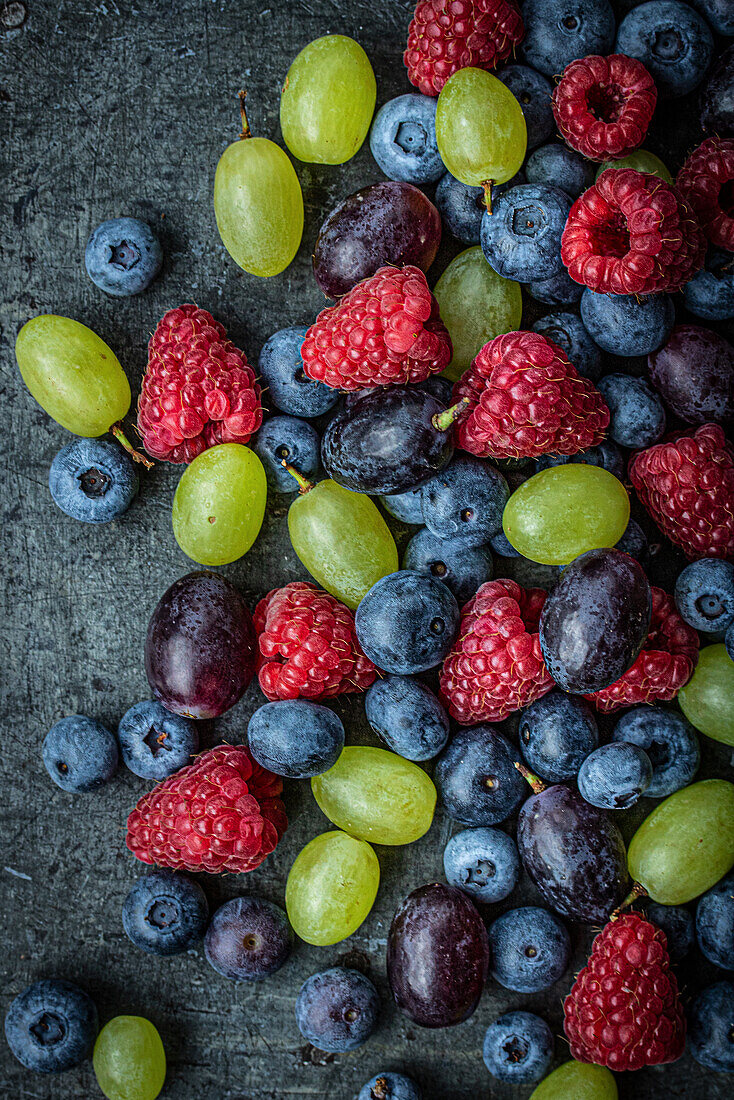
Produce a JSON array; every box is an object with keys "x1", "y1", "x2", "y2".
[
  {"x1": 258, "y1": 326, "x2": 338, "y2": 418},
  {"x1": 49, "y1": 438, "x2": 138, "y2": 524},
  {"x1": 577, "y1": 742, "x2": 653, "y2": 809},
  {"x1": 84, "y1": 217, "x2": 162, "y2": 296},
  {"x1": 443, "y1": 827, "x2": 520, "y2": 904},
  {"x1": 700, "y1": 44, "x2": 734, "y2": 137},
  {"x1": 727, "y1": 620, "x2": 734, "y2": 662},
  {"x1": 42, "y1": 715, "x2": 118, "y2": 793},
  {"x1": 481, "y1": 184, "x2": 572, "y2": 281},
  {"x1": 535, "y1": 441, "x2": 624, "y2": 480},
  {"x1": 527, "y1": 268, "x2": 583, "y2": 305},
  {"x1": 295, "y1": 968, "x2": 379, "y2": 1053},
  {"x1": 521, "y1": 0, "x2": 616, "y2": 77},
  {"x1": 597, "y1": 374, "x2": 667, "y2": 449},
  {"x1": 532, "y1": 311, "x2": 602, "y2": 381},
  {"x1": 696, "y1": 872, "x2": 734, "y2": 970},
  {"x1": 355, "y1": 570, "x2": 460, "y2": 674},
  {"x1": 421, "y1": 455, "x2": 509, "y2": 547},
  {"x1": 689, "y1": 0, "x2": 734, "y2": 34},
  {"x1": 435, "y1": 173, "x2": 486, "y2": 244},
  {"x1": 497, "y1": 66, "x2": 555, "y2": 149},
  {"x1": 118, "y1": 700, "x2": 198, "y2": 781},
  {"x1": 482, "y1": 1010, "x2": 554, "y2": 1083},
  {"x1": 253, "y1": 415, "x2": 320, "y2": 493},
  {"x1": 4, "y1": 980, "x2": 98, "y2": 1073},
  {"x1": 247, "y1": 699, "x2": 344, "y2": 778},
  {"x1": 369, "y1": 94, "x2": 444, "y2": 184},
  {"x1": 122, "y1": 870, "x2": 208, "y2": 956},
  {"x1": 688, "y1": 982, "x2": 734, "y2": 1072},
  {"x1": 435, "y1": 726, "x2": 527, "y2": 826},
  {"x1": 615, "y1": 518, "x2": 650, "y2": 567},
  {"x1": 490, "y1": 530, "x2": 523, "y2": 558},
  {"x1": 674, "y1": 559, "x2": 734, "y2": 634},
  {"x1": 365, "y1": 674, "x2": 449, "y2": 761},
  {"x1": 612, "y1": 706, "x2": 700, "y2": 797},
  {"x1": 525, "y1": 143, "x2": 596, "y2": 198},
  {"x1": 205, "y1": 897, "x2": 293, "y2": 981},
  {"x1": 358, "y1": 1072, "x2": 422, "y2": 1100},
  {"x1": 403, "y1": 527, "x2": 493, "y2": 605},
  {"x1": 615, "y1": 0, "x2": 714, "y2": 98},
  {"x1": 581, "y1": 289, "x2": 675, "y2": 356},
  {"x1": 381, "y1": 485, "x2": 425, "y2": 524},
  {"x1": 684, "y1": 250, "x2": 734, "y2": 322},
  {"x1": 645, "y1": 902, "x2": 695, "y2": 961},
  {"x1": 519, "y1": 691, "x2": 598, "y2": 782},
  {"x1": 488, "y1": 907, "x2": 571, "y2": 993}
]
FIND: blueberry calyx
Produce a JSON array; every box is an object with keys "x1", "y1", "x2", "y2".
[
  {"x1": 146, "y1": 897, "x2": 180, "y2": 929},
  {"x1": 30, "y1": 1012, "x2": 65, "y2": 1046},
  {"x1": 78, "y1": 466, "x2": 111, "y2": 498},
  {"x1": 109, "y1": 239, "x2": 141, "y2": 270},
  {"x1": 653, "y1": 27, "x2": 684, "y2": 61},
  {"x1": 395, "y1": 120, "x2": 427, "y2": 156},
  {"x1": 142, "y1": 726, "x2": 170, "y2": 756}
]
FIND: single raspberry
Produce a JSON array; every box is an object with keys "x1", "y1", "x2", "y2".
[
  {"x1": 451, "y1": 331, "x2": 609, "y2": 460},
  {"x1": 126, "y1": 744, "x2": 287, "y2": 875},
  {"x1": 254, "y1": 582, "x2": 377, "y2": 701},
  {"x1": 551, "y1": 55, "x2": 657, "y2": 162},
  {"x1": 564, "y1": 912, "x2": 686, "y2": 1071},
  {"x1": 561, "y1": 168, "x2": 706, "y2": 295},
  {"x1": 585, "y1": 587, "x2": 699, "y2": 713},
  {"x1": 137, "y1": 304, "x2": 263, "y2": 463},
  {"x1": 439, "y1": 579, "x2": 554, "y2": 723},
  {"x1": 301, "y1": 266, "x2": 451, "y2": 391},
  {"x1": 629, "y1": 424, "x2": 734, "y2": 561},
  {"x1": 677, "y1": 137, "x2": 734, "y2": 252},
  {"x1": 404, "y1": 0, "x2": 524, "y2": 97}
]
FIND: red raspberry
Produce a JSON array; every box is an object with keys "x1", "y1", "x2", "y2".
[
  {"x1": 404, "y1": 0, "x2": 524, "y2": 97},
  {"x1": 585, "y1": 588, "x2": 699, "y2": 713},
  {"x1": 254, "y1": 582, "x2": 376, "y2": 701},
  {"x1": 126, "y1": 744, "x2": 287, "y2": 875},
  {"x1": 439, "y1": 579, "x2": 554, "y2": 724},
  {"x1": 137, "y1": 304, "x2": 263, "y2": 463},
  {"x1": 301, "y1": 266, "x2": 451, "y2": 391},
  {"x1": 451, "y1": 331, "x2": 609, "y2": 460},
  {"x1": 561, "y1": 168, "x2": 706, "y2": 295},
  {"x1": 551, "y1": 54, "x2": 657, "y2": 162},
  {"x1": 677, "y1": 137, "x2": 734, "y2": 252},
  {"x1": 564, "y1": 912, "x2": 686, "y2": 1071},
  {"x1": 629, "y1": 424, "x2": 734, "y2": 561}
]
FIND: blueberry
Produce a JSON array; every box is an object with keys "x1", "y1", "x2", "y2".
[
  {"x1": 580, "y1": 289, "x2": 675, "y2": 356},
  {"x1": 117, "y1": 700, "x2": 198, "y2": 781},
  {"x1": 519, "y1": 691, "x2": 598, "y2": 782},
  {"x1": 380, "y1": 485, "x2": 425, "y2": 524},
  {"x1": 696, "y1": 872, "x2": 734, "y2": 970},
  {"x1": 597, "y1": 374, "x2": 667, "y2": 449},
  {"x1": 688, "y1": 981, "x2": 734, "y2": 1071},
  {"x1": 435, "y1": 173, "x2": 486, "y2": 244},
  {"x1": 700, "y1": 44, "x2": 734, "y2": 137},
  {"x1": 247, "y1": 699, "x2": 344, "y2": 778},
  {"x1": 727, "y1": 621, "x2": 734, "y2": 662},
  {"x1": 358, "y1": 1073, "x2": 422, "y2": 1100},
  {"x1": 42, "y1": 715, "x2": 118, "y2": 793},
  {"x1": 482, "y1": 1010, "x2": 553, "y2": 1083},
  {"x1": 435, "y1": 726, "x2": 527, "y2": 826},
  {"x1": 258, "y1": 326, "x2": 338, "y2": 418},
  {"x1": 49, "y1": 439, "x2": 138, "y2": 524},
  {"x1": 488, "y1": 907, "x2": 571, "y2": 993},
  {"x1": 532, "y1": 311, "x2": 602, "y2": 381},
  {"x1": 365, "y1": 674, "x2": 449, "y2": 761},
  {"x1": 205, "y1": 897, "x2": 293, "y2": 981},
  {"x1": 295, "y1": 968, "x2": 379, "y2": 1053},
  {"x1": 645, "y1": 902, "x2": 695, "y2": 961},
  {"x1": 674, "y1": 559, "x2": 734, "y2": 634},
  {"x1": 253, "y1": 416, "x2": 320, "y2": 492},
  {"x1": 480, "y1": 184, "x2": 571, "y2": 281},
  {"x1": 497, "y1": 66, "x2": 555, "y2": 149},
  {"x1": 443, "y1": 827, "x2": 520, "y2": 904},
  {"x1": 689, "y1": 0, "x2": 734, "y2": 35},
  {"x1": 577, "y1": 742, "x2": 653, "y2": 809},
  {"x1": 527, "y1": 268, "x2": 583, "y2": 305},
  {"x1": 4, "y1": 980, "x2": 98, "y2": 1073},
  {"x1": 615, "y1": 518, "x2": 650, "y2": 567},
  {"x1": 525, "y1": 143, "x2": 596, "y2": 198},
  {"x1": 122, "y1": 870, "x2": 208, "y2": 956},
  {"x1": 355, "y1": 570, "x2": 460, "y2": 674},
  {"x1": 403, "y1": 527, "x2": 493, "y2": 605},
  {"x1": 490, "y1": 530, "x2": 523, "y2": 557},
  {"x1": 536, "y1": 441, "x2": 624, "y2": 480},
  {"x1": 612, "y1": 706, "x2": 700, "y2": 797},
  {"x1": 369, "y1": 94, "x2": 443, "y2": 184},
  {"x1": 421, "y1": 455, "x2": 509, "y2": 547},
  {"x1": 84, "y1": 217, "x2": 162, "y2": 296},
  {"x1": 521, "y1": 0, "x2": 616, "y2": 77},
  {"x1": 684, "y1": 249, "x2": 734, "y2": 322},
  {"x1": 615, "y1": 0, "x2": 714, "y2": 98}
]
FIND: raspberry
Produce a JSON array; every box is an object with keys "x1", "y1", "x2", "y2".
[
  {"x1": 404, "y1": 0, "x2": 524, "y2": 97},
  {"x1": 629, "y1": 424, "x2": 734, "y2": 561},
  {"x1": 301, "y1": 266, "x2": 451, "y2": 391},
  {"x1": 677, "y1": 137, "x2": 734, "y2": 252},
  {"x1": 126, "y1": 744, "x2": 287, "y2": 875},
  {"x1": 451, "y1": 331, "x2": 609, "y2": 460},
  {"x1": 439, "y1": 579, "x2": 554, "y2": 723},
  {"x1": 561, "y1": 168, "x2": 706, "y2": 295},
  {"x1": 551, "y1": 54, "x2": 657, "y2": 162},
  {"x1": 137, "y1": 304, "x2": 263, "y2": 463},
  {"x1": 564, "y1": 912, "x2": 686, "y2": 1071},
  {"x1": 254, "y1": 582, "x2": 376, "y2": 701},
  {"x1": 586, "y1": 587, "x2": 699, "y2": 713}
]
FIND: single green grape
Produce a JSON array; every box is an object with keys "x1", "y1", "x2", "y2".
[
  {"x1": 311, "y1": 747, "x2": 436, "y2": 845},
  {"x1": 502, "y1": 464, "x2": 630, "y2": 565},
  {"x1": 285, "y1": 829, "x2": 379, "y2": 946},
  {"x1": 280, "y1": 35, "x2": 376, "y2": 164},
  {"x1": 93, "y1": 1016, "x2": 165, "y2": 1100},
  {"x1": 214, "y1": 94, "x2": 303, "y2": 277},
  {"x1": 596, "y1": 149, "x2": 672, "y2": 184},
  {"x1": 529, "y1": 1060, "x2": 618, "y2": 1100},
  {"x1": 627, "y1": 779, "x2": 734, "y2": 905},
  {"x1": 435, "y1": 67, "x2": 527, "y2": 189},
  {"x1": 434, "y1": 247, "x2": 522, "y2": 382},
  {"x1": 172, "y1": 443, "x2": 266, "y2": 566},
  {"x1": 678, "y1": 644, "x2": 734, "y2": 746}
]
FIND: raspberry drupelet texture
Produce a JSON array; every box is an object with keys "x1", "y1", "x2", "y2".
[
  {"x1": 629, "y1": 424, "x2": 734, "y2": 561},
  {"x1": 137, "y1": 305, "x2": 263, "y2": 463},
  {"x1": 561, "y1": 168, "x2": 706, "y2": 295},
  {"x1": 586, "y1": 588, "x2": 699, "y2": 713},
  {"x1": 404, "y1": 0, "x2": 525, "y2": 97},
  {"x1": 301, "y1": 266, "x2": 451, "y2": 391},
  {"x1": 439, "y1": 579, "x2": 554, "y2": 723},
  {"x1": 564, "y1": 912, "x2": 686, "y2": 1071},
  {"x1": 126, "y1": 745, "x2": 287, "y2": 874},
  {"x1": 254, "y1": 582, "x2": 377, "y2": 701},
  {"x1": 451, "y1": 331, "x2": 609, "y2": 460},
  {"x1": 677, "y1": 138, "x2": 734, "y2": 252},
  {"x1": 551, "y1": 55, "x2": 657, "y2": 162}
]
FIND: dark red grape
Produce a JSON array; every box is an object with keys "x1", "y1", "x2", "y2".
[{"x1": 648, "y1": 325, "x2": 734, "y2": 424}]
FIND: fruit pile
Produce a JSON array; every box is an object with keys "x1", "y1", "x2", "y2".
[{"x1": 7, "y1": 1, "x2": 734, "y2": 1098}]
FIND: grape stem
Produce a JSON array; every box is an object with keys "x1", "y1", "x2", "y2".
[
  {"x1": 432, "y1": 398, "x2": 470, "y2": 433},
  {"x1": 514, "y1": 762, "x2": 546, "y2": 794},
  {"x1": 238, "y1": 89, "x2": 252, "y2": 141},
  {"x1": 610, "y1": 882, "x2": 648, "y2": 921},
  {"x1": 281, "y1": 460, "x2": 313, "y2": 494},
  {"x1": 110, "y1": 423, "x2": 153, "y2": 469},
  {"x1": 482, "y1": 180, "x2": 494, "y2": 215}
]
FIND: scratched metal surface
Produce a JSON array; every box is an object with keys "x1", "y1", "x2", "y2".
[{"x1": 1, "y1": 1, "x2": 733, "y2": 1098}]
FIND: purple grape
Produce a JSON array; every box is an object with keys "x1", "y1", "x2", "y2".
[
  {"x1": 648, "y1": 325, "x2": 734, "y2": 424},
  {"x1": 205, "y1": 897, "x2": 293, "y2": 981}
]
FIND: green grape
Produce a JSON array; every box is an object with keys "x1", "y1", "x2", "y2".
[
  {"x1": 435, "y1": 67, "x2": 527, "y2": 190},
  {"x1": 434, "y1": 247, "x2": 522, "y2": 382},
  {"x1": 172, "y1": 443, "x2": 266, "y2": 566},
  {"x1": 502, "y1": 465, "x2": 630, "y2": 565},
  {"x1": 678, "y1": 644, "x2": 734, "y2": 746},
  {"x1": 628, "y1": 779, "x2": 734, "y2": 905},
  {"x1": 214, "y1": 93, "x2": 303, "y2": 277},
  {"x1": 596, "y1": 149, "x2": 672, "y2": 184},
  {"x1": 93, "y1": 1016, "x2": 165, "y2": 1100},
  {"x1": 311, "y1": 746, "x2": 436, "y2": 846},
  {"x1": 285, "y1": 829, "x2": 379, "y2": 945},
  {"x1": 280, "y1": 35, "x2": 376, "y2": 164},
  {"x1": 529, "y1": 1061, "x2": 618, "y2": 1100}
]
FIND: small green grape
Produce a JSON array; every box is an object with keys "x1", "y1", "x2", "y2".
[
  {"x1": 285, "y1": 829, "x2": 380, "y2": 946},
  {"x1": 596, "y1": 149, "x2": 672, "y2": 184},
  {"x1": 93, "y1": 1016, "x2": 165, "y2": 1100},
  {"x1": 678, "y1": 644, "x2": 734, "y2": 746},
  {"x1": 529, "y1": 1060, "x2": 618, "y2": 1100}
]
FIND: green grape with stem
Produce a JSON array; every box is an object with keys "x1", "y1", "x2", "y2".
[
  {"x1": 285, "y1": 829, "x2": 379, "y2": 946},
  {"x1": 529, "y1": 1061, "x2": 618, "y2": 1100},
  {"x1": 93, "y1": 1016, "x2": 165, "y2": 1100},
  {"x1": 678, "y1": 643, "x2": 734, "y2": 746}
]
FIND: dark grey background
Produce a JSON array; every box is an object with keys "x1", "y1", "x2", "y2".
[{"x1": 1, "y1": 1, "x2": 732, "y2": 1098}]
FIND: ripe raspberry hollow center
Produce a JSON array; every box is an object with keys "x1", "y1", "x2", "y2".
[
  {"x1": 78, "y1": 466, "x2": 111, "y2": 498},
  {"x1": 588, "y1": 212, "x2": 631, "y2": 259},
  {"x1": 720, "y1": 179, "x2": 734, "y2": 218},
  {"x1": 586, "y1": 83, "x2": 625, "y2": 124}
]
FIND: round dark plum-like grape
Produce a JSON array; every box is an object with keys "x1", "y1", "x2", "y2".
[
  {"x1": 205, "y1": 897, "x2": 293, "y2": 981},
  {"x1": 295, "y1": 968, "x2": 379, "y2": 1052},
  {"x1": 648, "y1": 325, "x2": 734, "y2": 425},
  {"x1": 435, "y1": 726, "x2": 527, "y2": 827}
]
